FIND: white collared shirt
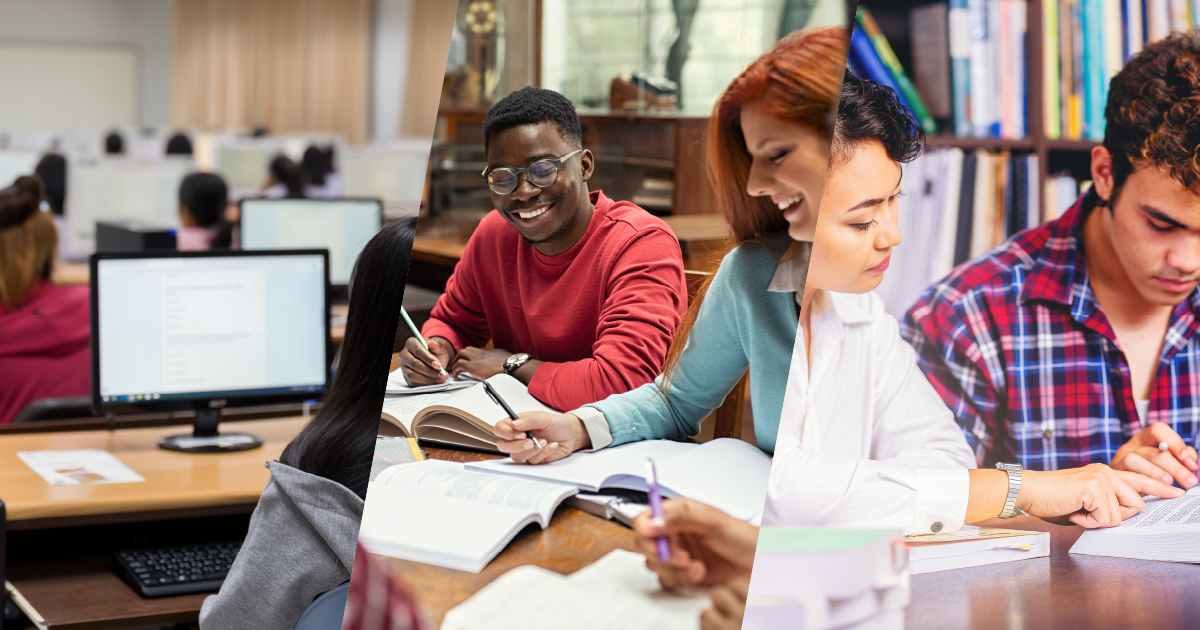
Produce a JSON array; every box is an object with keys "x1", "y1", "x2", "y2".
[{"x1": 762, "y1": 290, "x2": 976, "y2": 535}]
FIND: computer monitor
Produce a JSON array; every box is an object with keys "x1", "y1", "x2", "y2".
[
  {"x1": 65, "y1": 158, "x2": 193, "y2": 258},
  {"x1": 0, "y1": 150, "x2": 40, "y2": 188},
  {"x1": 239, "y1": 198, "x2": 382, "y2": 293},
  {"x1": 90, "y1": 249, "x2": 331, "y2": 452}
]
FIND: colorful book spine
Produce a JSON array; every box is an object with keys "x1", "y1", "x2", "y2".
[
  {"x1": 848, "y1": 25, "x2": 914, "y2": 114},
  {"x1": 1045, "y1": 0, "x2": 1061, "y2": 139},
  {"x1": 968, "y1": 0, "x2": 993, "y2": 137},
  {"x1": 1070, "y1": 0, "x2": 1085, "y2": 139},
  {"x1": 950, "y1": 0, "x2": 973, "y2": 137},
  {"x1": 856, "y1": 7, "x2": 938, "y2": 134},
  {"x1": 1013, "y1": 0, "x2": 1027, "y2": 139},
  {"x1": 1084, "y1": 0, "x2": 1106, "y2": 140}
]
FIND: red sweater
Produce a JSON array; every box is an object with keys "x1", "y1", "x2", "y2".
[
  {"x1": 423, "y1": 191, "x2": 687, "y2": 411},
  {"x1": 0, "y1": 281, "x2": 91, "y2": 424}
]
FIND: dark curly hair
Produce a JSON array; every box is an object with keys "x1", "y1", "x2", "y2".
[
  {"x1": 483, "y1": 86, "x2": 582, "y2": 152},
  {"x1": 831, "y1": 69, "x2": 925, "y2": 169},
  {"x1": 1104, "y1": 31, "x2": 1200, "y2": 198}
]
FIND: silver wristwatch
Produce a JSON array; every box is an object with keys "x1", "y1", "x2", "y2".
[
  {"x1": 503, "y1": 353, "x2": 531, "y2": 375},
  {"x1": 995, "y1": 463, "x2": 1028, "y2": 519}
]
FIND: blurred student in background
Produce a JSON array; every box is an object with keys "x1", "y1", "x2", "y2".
[
  {"x1": 201, "y1": 219, "x2": 421, "y2": 630},
  {"x1": 177, "y1": 172, "x2": 232, "y2": 251},
  {"x1": 165, "y1": 132, "x2": 194, "y2": 156},
  {"x1": 0, "y1": 175, "x2": 89, "y2": 424},
  {"x1": 303, "y1": 145, "x2": 342, "y2": 199},
  {"x1": 104, "y1": 131, "x2": 124, "y2": 155},
  {"x1": 34, "y1": 153, "x2": 67, "y2": 255},
  {"x1": 262, "y1": 155, "x2": 306, "y2": 199}
]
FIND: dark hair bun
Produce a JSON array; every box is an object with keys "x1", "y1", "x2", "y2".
[{"x1": 0, "y1": 175, "x2": 45, "y2": 230}]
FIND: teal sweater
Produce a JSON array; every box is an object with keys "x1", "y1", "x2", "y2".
[{"x1": 587, "y1": 232, "x2": 802, "y2": 454}]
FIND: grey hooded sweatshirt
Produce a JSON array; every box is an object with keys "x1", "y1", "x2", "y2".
[{"x1": 199, "y1": 460, "x2": 364, "y2": 630}]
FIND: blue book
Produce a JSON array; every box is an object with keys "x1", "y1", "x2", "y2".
[
  {"x1": 950, "y1": 0, "x2": 972, "y2": 137},
  {"x1": 1083, "y1": 0, "x2": 1105, "y2": 140},
  {"x1": 849, "y1": 25, "x2": 914, "y2": 114}
]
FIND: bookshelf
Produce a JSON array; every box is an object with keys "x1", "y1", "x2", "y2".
[{"x1": 865, "y1": 0, "x2": 1101, "y2": 222}]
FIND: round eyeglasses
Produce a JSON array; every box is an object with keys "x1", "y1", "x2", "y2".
[{"x1": 481, "y1": 149, "x2": 583, "y2": 195}]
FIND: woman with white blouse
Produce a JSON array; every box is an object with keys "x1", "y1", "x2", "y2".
[{"x1": 624, "y1": 73, "x2": 1186, "y2": 629}]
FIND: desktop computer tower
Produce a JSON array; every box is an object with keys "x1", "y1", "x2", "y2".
[{"x1": 95, "y1": 221, "x2": 177, "y2": 253}]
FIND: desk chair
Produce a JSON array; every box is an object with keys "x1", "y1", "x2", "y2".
[
  {"x1": 293, "y1": 581, "x2": 350, "y2": 630},
  {"x1": 12, "y1": 397, "x2": 95, "y2": 423},
  {"x1": 684, "y1": 270, "x2": 748, "y2": 441}
]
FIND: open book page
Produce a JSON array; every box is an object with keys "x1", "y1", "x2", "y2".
[
  {"x1": 385, "y1": 368, "x2": 477, "y2": 395},
  {"x1": 442, "y1": 550, "x2": 708, "y2": 630},
  {"x1": 1070, "y1": 493, "x2": 1200, "y2": 562},
  {"x1": 418, "y1": 374, "x2": 560, "y2": 427},
  {"x1": 465, "y1": 440, "x2": 695, "y2": 491},
  {"x1": 651, "y1": 439, "x2": 772, "y2": 523},
  {"x1": 359, "y1": 460, "x2": 579, "y2": 572},
  {"x1": 380, "y1": 392, "x2": 456, "y2": 435},
  {"x1": 467, "y1": 438, "x2": 771, "y2": 522}
]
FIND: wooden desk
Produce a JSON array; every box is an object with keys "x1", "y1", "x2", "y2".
[
  {"x1": 908, "y1": 516, "x2": 1200, "y2": 629},
  {"x1": 372, "y1": 447, "x2": 639, "y2": 627},
  {"x1": 2, "y1": 416, "x2": 308, "y2": 629}
]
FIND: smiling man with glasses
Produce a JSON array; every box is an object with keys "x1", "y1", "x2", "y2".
[{"x1": 400, "y1": 86, "x2": 688, "y2": 412}]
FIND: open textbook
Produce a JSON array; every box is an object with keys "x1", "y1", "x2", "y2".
[
  {"x1": 360, "y1": 439, "x2": 771, "y2": 572},
  {"x1": 442, "y1": 550, "x2": 710, "y2": 630},
  {"x1": 1070, "y1": 490, "x2": 1200, "y2": 562},
  {"x1": 467, "y1": 438, "x2": 773, "y2": 523},
  {"x1": 379, "y1": 374, "x2": 558, "y2": 451},
  {"x1": 358, "y1": 459, "x2": 577, "y2": 572}
]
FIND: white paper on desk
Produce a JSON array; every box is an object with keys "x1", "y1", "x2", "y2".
[
  {"x1": 17, "y1": 449, "x2": 145, "y2": 485},
  {"x1": 384, "y1": 368, "x2": 476, "y2": 395},
  {"x1": 441, "y1": 550, "x2": 708, "y2": 630},
  {"x1": 1070, "y1": 494, "x2": 1200, "y2": 562}
]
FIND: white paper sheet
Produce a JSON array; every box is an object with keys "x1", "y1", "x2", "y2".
[{"x1": 18, "y1": 449, "x2": 146, "y2": 485}]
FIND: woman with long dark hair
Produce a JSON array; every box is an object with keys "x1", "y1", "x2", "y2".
[{"x1": 200, "y1": 218, "x2": 421, "y2": 630}]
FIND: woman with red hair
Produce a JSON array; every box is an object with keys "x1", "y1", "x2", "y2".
[{"x1": 493, "y1": 26, "x2": 848, "y2": 463}]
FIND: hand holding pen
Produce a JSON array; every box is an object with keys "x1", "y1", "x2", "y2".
[
  {"x1": 398, "y1": 304, "x2": 451, "y2": 379},
  {"x1": 482, "y1": 380, "x2": 542, "y2": 451}
]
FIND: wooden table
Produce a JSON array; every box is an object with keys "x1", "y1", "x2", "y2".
[
  {"x1": 2, "y1": 416, "x2": 308, "y2": 628},
  {"x1": 908, "y1": 516, "x2": 1200, "y2": 629},
  {"x1": 372, "y1": 447, "x2": 639, "y2": 628}
]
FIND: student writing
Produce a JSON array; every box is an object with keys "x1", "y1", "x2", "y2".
[
  {"x1": 492, "y1": 28, "x2": 846, "y2": 462},
  {"x1": 399, "y1": 87, "x2": 688, "y2": 411}
]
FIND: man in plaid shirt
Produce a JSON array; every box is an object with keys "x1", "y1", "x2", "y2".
[{"x1": 903, "y1": 33, "x2": 1200, "y2": 489}]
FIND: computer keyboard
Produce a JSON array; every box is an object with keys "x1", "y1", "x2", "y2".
[{"x1": 114, "y1": 541, "x2": 242, "y2": 598}]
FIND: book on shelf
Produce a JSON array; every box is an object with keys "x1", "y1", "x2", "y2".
[
  {"x1": 379, "y1": 374, "x2": 556, "y2": 452},
  {"x1": 909, "y1": 3, "x2": 953, "y2": 123},
  {"x1": 949, "y1": 0, "x2": 973, "y2": 137},
  {"x1": 876, "y1": 147, "x2": 1042, "y2": 318},
  {"x1": 857, "y1": 7, "x2": 938, "y2": 134},
  {"x1": 1045, "y1": 0, "x2": 1192, "y2": 141},
  {"x1": 849, "y1": 25, "x2": 914, "y2": 115}
]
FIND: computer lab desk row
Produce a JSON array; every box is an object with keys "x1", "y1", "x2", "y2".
[{"x1": 0, "y1": 416, "x2": 307, "y2": 629}]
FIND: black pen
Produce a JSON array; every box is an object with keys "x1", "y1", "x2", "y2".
[{"x1": 482, "y1": 379, "x2": 542, "y2": 450}]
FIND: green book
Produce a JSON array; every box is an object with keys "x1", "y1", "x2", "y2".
[
  {"x1": 856, "y1": 7, "x2": 938, "y2": 135},
  {"x1": 752, "y1": 528, "x2": 904, "y2": 600}
]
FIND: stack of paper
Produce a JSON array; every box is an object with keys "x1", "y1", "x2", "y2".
[
  {"x1": 442, "y1": 550, "x2": 709, "y2": 630},
  {"x1": 744, "y1": 529, "x2": 908, "y2": 630}
]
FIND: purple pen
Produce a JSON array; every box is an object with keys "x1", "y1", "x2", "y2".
[{"x1": 644, "y1": 458, "x2": 671, "y2": 564}]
